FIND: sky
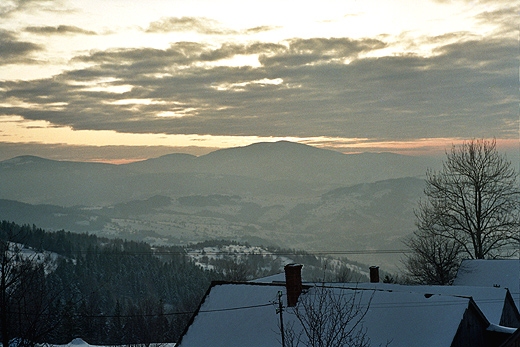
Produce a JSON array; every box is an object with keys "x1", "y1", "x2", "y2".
[{"x1": 0, "y1": 0, "x2": 518, "y2": 163}]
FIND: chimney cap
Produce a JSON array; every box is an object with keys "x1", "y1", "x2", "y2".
[{"x1": 284, "y1": 263, "x2": 303, "y2": 269}]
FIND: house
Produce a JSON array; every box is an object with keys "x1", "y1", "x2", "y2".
[
  {"x1": 254, "y1": 265, "x2": 520, "y2": 329},
  {"x1": 177, "y1": 264, "x2": 519, "y2": 347},
  {"x1": 453, "y1": 259, "x2": 520, "y2": 309},
  {"x1": 499, "y1": 327, "x2": 520, "y2": 347},
  {"x1": 347, "y1": 282, "x2": 520, "y2": 328}
]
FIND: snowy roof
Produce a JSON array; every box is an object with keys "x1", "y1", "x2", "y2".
[
  {"x1": 343, "y1": 282, "x2": 515, "y2": 326},
  {"x1": 453, "y1": 259, "x2": 520, "y2": 307},
  {"x1": 252, "y1": 274, "x2": 516, "y2": 326},
  {"x1": 177, "y1": 282, "x2": 482, "y2": 347},
  {"x1": 178, "y1": 283, "x2": 284, "y2": 347},
  {"x1": 249, "y1": 272, "x2": 285, "y2": 283}
]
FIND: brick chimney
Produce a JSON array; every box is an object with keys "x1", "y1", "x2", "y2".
[
  {"x1": 284, "y1": 263, "x2": 303, "y2": 307},
  {"x1": 369, "y1": 266, "x2": 379, "y2": 283}
]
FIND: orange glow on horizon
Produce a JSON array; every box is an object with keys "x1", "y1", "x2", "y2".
[
  {"x1": 0, "y1": 116, "x2": 517, "y2": 163},
  {"x1": 307, "y1": 138, "x2": 520, "y2": 157}
]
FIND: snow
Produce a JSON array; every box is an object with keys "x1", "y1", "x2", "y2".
[
  {"x1": 187, "y1": 244, "x2": 281, "y2": 271},
  {"x1": 361, "y1": 290, "x2": 469, "y2": 346},
  {"x1": 343, "y1": 282, "x2": 513, "y2": 325},
  {"x1": 5, "y1": 242, "x2": 60, "y2": 274},
  {"x1": 179, "y1": 283, "x2": 283, "y2": 347},
  {"x1": 64, "y1": 338, "x2": 89, "y2": 346},
  {"x1": 250, "y1": 277, "x2": 515, "y2": 327},
  {"x1": 453, "y1": 259, "x2": 520, "y2": 307},
  {"x1": 178, "y1": 283, "x2": 474, "y2": 347},
  {"x1": 250, "y1": 272, "x2": 286, "y2": 283},
  {"x1": 487, "y1": 323, "x2": 518, "y2": 334}
]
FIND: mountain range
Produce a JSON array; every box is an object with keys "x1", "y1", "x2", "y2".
[{"x1": 0, "y1": 141, "x2": 440, "y2": 270}]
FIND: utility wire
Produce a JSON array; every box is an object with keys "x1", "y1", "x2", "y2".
[
  {"x1": 9, "y1": 288, "x2": 512, "y2": 319},
  {"x1": 47, "y1": 249, "x2": 412, "y2": 256},
  {"x1": 9, "y1": 302, "x2": 276, "y2": 319}
]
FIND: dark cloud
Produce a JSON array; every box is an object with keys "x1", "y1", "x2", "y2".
[
  {"x1": 245, "y1": 25, "x2": 279, "y2": 34},
  {"x1": 71, "y1": 38, "x2": 383, "y2": 73},
  {"x1": 0, "y1": 35, "x2": 516, "y2": 141},
  {"x1": 476, "y1": 6, "x2": 519, "y2": 35},
  {"x1": 0, "y1": 0, "x2": 67, "y2": 18},
  {"x1": 146, "y1": 16, "x2": 279, "y2": 36},
  {"x1": 260, "y1": 37, "x2": 387, "y2": 67},
  {"x1": 431, "y1": 0, "x2": 518, "y2": 36},
  {"x1": 0, "y1": 30, "x2": 42, "y2": 64},
  {"x1": 25, "y1": 25, "x2": 97, "y2": 35},
  {"x1": 72, "y1": 42, "x2": 209, "y2": 68},
  {"x1": 146, "y1": 16, "x2": 236, "y2": 35},
  {"x1": 1, "y1": 0, "x2": 44, "y2": 17}
]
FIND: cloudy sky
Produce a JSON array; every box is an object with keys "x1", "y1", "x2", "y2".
[{"x1": 0, "y1": 0, "x2": 518, "y2": 163}]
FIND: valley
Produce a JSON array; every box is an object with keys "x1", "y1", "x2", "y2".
[{"x1": 0, "y1": 141, "x2": 439, "y2": 270}]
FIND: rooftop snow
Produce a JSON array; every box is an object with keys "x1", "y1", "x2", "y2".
[
  {"x1": 453, "y1": 259, "x2": 520, "y2": 308},
  {"x1": 178, "y1": 282, "x2": 474, "y2": 347},
  {"x1": 343, "y1": 282, "x2": 513, "y2": 325}
]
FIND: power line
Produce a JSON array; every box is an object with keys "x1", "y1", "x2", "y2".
[
  {"x1": 46, "y1": 249, "x2": 412, "y2": 256},
  {"x1": 9, "y1": 288, "x2": 511, "y2": 320},
  {"x1": 9, "y1": 302, "x2": 276, "y2": 319}
]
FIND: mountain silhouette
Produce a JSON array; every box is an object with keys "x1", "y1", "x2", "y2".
[{"x1": 0, "y1": 141, "x2": 437, "y2": 206}]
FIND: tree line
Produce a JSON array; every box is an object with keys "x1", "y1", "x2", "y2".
[
  {"x1": 0, "y1": 221, "x2": 368, "y2": 346},
  {"x1": 0, "y1": 221, "x2": 220, "y2": 346}
]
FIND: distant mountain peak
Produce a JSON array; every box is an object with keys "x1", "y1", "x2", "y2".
[
  {"x1": 202, "y1": 140, "x2": 343, "y2": 159},
  {"x1": 245, "y1": 140, "x2": 322, "y2": 149},
  {"x1": 3, "y1": 155, "x2": 46, "y2": 162},
  {"x1": 247, "y1": 140, "x2": 307, "y2": 147},
  {"x1": 0, "y1": 155, "x2": 53, "y2": 167}
]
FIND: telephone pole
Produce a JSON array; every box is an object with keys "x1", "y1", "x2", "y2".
[{"x1": 277, "y1": 290, "x2": 285, "y2": 347}]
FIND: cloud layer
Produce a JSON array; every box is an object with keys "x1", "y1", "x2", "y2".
[
  {"x1": 0, "y1": 1, "x2": 517, "y2": 153},
  {"x1": 0, "y1": 30, "x2": 41, "y2": 64}
]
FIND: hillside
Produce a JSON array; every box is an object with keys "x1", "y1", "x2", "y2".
[
  {"x1": 0, "y1": 221, "x2": 372, "y2": 345},
  {"x1": 130, "y1": 141, "x2": 435, "y2": 186},
  {"x1": 0, "y1": 141, "x2": 437, "y2": 206},
  {"x1": 0, "y1": 178, "x2": 426, "y2": 270},
  {"x1": 0, "y1": 141, "x2": 438, "y2": 269}
]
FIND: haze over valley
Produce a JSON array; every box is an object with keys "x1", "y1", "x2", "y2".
[
  {"x1": 0, "y1": 141, "x2": 441, "y2": 269},
  {"x1": 0, "y1": 0, "x2": 516, "y2": 274}
]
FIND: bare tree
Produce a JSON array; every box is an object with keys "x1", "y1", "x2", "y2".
[
  {"x1": 0, "y1": 227, "x2": 57, "y2": 347},
  {"x1": 403, "y1": 228, "x2": 462, "y2": 284},
  {"x1": 404, "y1": 138, "x2": 520, "y2": 283},
  {"x1": 283, "y1": 285, "x2": 376, "y2": 347}
]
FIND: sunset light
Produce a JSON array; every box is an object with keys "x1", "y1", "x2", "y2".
[{"x1": 0, "y1": 0, "x2": 516, "y2": 162}]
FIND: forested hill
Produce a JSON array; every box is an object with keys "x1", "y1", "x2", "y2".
[
  {"x1": 0, "y1": 220, "x2": 217, "y2": 344},
  {"x1": 0, "y1": 221, "x2": 370, "y2": 345}
]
